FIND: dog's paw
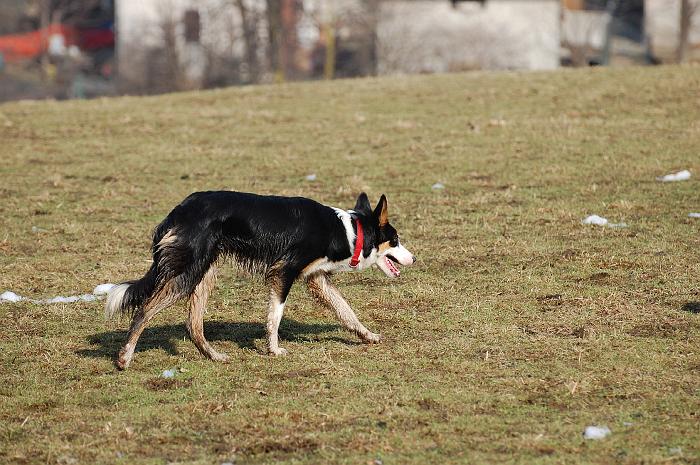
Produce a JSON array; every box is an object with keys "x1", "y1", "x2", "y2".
[
  {"x1": 269, "y1": 347, "x2": 289, "y2": 356},
  {"x1": 209, "y1": 351, "x2": 230, "y2": 363},
  {"x1": 116, "y1": 346, "x2": 133, "y2": 370},
  {"x1": 361, "y1": 332, "x2": 382, "y2": 344},
  {"x1": 115, "y1": 354, "x2": 131, "y2": 370}
]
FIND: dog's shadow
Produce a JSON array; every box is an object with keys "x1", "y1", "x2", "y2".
[{"x1": 77, "y1": 319, "x2": 352, "y2": 359}]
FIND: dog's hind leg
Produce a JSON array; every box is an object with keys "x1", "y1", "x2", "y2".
[
  {"x1": 265, "y1": 264, "x2": 297, "y2": 356},
  {"x1": 306, "y1": 272, "x2": 381, "y2": 344},
  {"x1": 187, "y1": 266, "x2": 228, "y2": 362},
  {"x1": 116, "y1": 280, "x2": 180, "y2": 370}
]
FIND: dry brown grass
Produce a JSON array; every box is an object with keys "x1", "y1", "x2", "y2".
[{"x1": 0, "y1": 65, "x2": 699, "y2": 464}]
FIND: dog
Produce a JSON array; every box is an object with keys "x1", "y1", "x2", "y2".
[{"x1": 105, "y1": 191, "x2": 415, "y2": 369}]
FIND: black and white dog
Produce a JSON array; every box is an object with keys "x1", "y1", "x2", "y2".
[{"x1": 106, "y1": 191, "x2": 415, "y2": 369}]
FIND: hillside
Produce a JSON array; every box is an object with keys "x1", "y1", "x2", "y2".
[{"x1": 1, "y1": 65, "x2": 699, "y2": 464}]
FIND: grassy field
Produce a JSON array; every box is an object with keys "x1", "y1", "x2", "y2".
[{"x1": 1, "y1": 65, "x2": 699, "y2": 464}]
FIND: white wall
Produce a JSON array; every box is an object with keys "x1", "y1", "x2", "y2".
[
  {"x1": 378, "y1": 0, "x2": 560, "y2": 74},
  {"x1": 645, "y1": 0, "x2": 700, "y2": 61}
]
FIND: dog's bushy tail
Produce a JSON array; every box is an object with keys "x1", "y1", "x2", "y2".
[
  {"x1": 104, "y1": 218, "x2": 179, "y2": 320},
  {"x1": 104, "y1": 264, "x2": 158, "y2": 319}
]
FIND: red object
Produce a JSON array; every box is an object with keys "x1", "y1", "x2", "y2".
[
  {"x1": 78, "y1": 27, "x2": 114, "y2": 51},
  {"x1": 349, "y1": 219, "x2": 364, "y2": 268},
  {"x1": 0, "y1": 24, "x2": 77, "y2": 62},
  {"x1": 0, "y1": 23, "x2": 113, "y2": 62}
]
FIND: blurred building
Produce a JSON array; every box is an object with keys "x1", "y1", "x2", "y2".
[
  {"x1": 561, "y1": 0, "x2": 646, "y2": 66},
  {"x1": 116, "y1": 0, "x2": 372, "y2": 92},
  {"x1": 1, "y1": 0, "x2": 699, "y2": 101},
  {"x1": 646, "y1": 0, "x2": 700, "y2": 62},
  {"x1": 378, "y1": 1, "x2": 560, "y2": 73}
]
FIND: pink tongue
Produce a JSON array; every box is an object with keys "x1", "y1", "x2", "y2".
[{"x1": 386, "y1": 257, "x2": 399, "y2": 275}]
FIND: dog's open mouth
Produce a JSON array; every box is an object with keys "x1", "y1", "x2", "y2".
[{"x1": 381, "y1": 254, "x2": 401, "y2": 277}]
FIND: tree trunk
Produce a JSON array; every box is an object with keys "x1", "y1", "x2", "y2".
[
  {"x1": 161, "y1": 14, "x2": 181, "y2": 91},
  {"x1": 266, "y1": 0, "x2": 282, "y2": 80},
  {"x1": 236, "y1": 0, "x2": 260, "y2": 83},
  {"x1": 280, "y1": 0, "x2": 300, "y2": 80},
  {"x1": 363, "y1": 0, "x2": 379, "y2": 76},
  {"x1": 678, "y1": 0, "x2": 691, "y2": 63}
]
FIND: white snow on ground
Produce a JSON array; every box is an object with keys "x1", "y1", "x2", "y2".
[
  {"x1": 583, "y1": 425, "x2": 611, "y2": 439},
  {"x1": 582, "y1": 215, "x2": 627, "y2": 228},
  {"x1": 431, "y1": 182, "x2": 445, "y2": 190},
  {"x1": 582, "y1": 214, "x2": 608, "y2": 226},
  {"x1": 0, "y1": 283, "x2": 115, "y2": 305},
  {"x1": 657, "y1": 169, "x2": 691, "y2": 182},
  {"x1": 688, "y1": 213, "x2": 700, "y2": 218},
  {"x1": 1, "y1": 291, "x2": 23, "y2": 302},
  {"x1": 42, "y1": 294, "x2": 97, "y2": 304},
  {"x1": 93, "y1": 283, "x2": 115, "y2": 295}
]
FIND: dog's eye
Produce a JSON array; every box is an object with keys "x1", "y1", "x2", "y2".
[{"x1": 390, "y1": 235, "x2": 398, "y2": 247}]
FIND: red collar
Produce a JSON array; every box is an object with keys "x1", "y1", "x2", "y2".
[{"x1": 349, "y1": 218, "x2": 364, "y2": 268}]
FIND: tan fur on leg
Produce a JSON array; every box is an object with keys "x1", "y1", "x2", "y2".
[
  {"x1": 306, "y1": 272, "x2": 381, "y2": 343},
  {"x1": 265, "y1": 263, "x2": 290, "y2": 356},
  {"x1": 187, "y1": 266, "x2": 228, "y2": 362},
  {"x1": 266, "y1": 289, "x2": 287, "y2": 355},
  {"x1": 116, "y1": 281, "x2": 180, "y2": 369}
]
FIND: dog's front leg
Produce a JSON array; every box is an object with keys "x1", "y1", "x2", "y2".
[
  {"x1": 306, "y1": 272, "x2": 381, "y2": 343},
  {"x1": 266, "y1": 289, "x2": 288, "y2": 356}
]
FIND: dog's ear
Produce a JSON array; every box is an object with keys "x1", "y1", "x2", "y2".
[
  {"x1": 354, "y1": 192, "x2": 371, "y2": 213},
  {"x1": 373, "y1": 194, "x2": 388, "y2": 226}
]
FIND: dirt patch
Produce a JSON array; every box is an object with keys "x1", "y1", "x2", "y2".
[
  {"x1": 681, "y1": 302, "x2": 700, "y2": 314},
  {"x1": 417, "y1": 398, "x2": 440, "y2": 410},
  {"x1": 627, "y1": 320, "x2": 692, "y2": 338},
  {"x1": 145, "y1": 378, "x2": 193, "y2": 391},
  {"x1": 239, "y1": 437, "x2": 320, "y2": 456}
]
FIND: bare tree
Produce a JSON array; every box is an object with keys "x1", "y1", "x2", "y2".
[
  {"x1": 362, "y1": 0, "x2": 379, "y2": 76},
  {"x1": 235, "y1": 0, "x2": 262, "y2": 82},
  {"x1": 160, "y1": 9, "x2": 182, "y2": 90},
  {"x1": 678, "y1": 0, "x2": 699, "y2": 62},
  {"x1": 266, "y1": 0, "x2": 282, "y2": 79}
]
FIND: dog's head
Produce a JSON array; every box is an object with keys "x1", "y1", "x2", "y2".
[{"x1": 354, "y1": 193, "x2": 416, "y2": 278}]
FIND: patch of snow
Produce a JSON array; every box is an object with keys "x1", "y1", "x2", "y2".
[
  {"x1": 582, "y1": 215, "x2": 627, "y2": 228},
  {"x1": 1, "y1": 283, "x2": 118, "y2": 305},
  {"x1": 431, "y1": 182, "x2": 445, "y2": 190},
  {"x1": 657, "y1": 169, "x2": 691, "y2": 182},
  {"x1": 45, "y1": 295, "x2": 80, "y2": 304},
  {"x1": 688, "y1": 213, "x2": 700, "y2": 218},
  {"x1": 93, "y1": 283, "x2": 115, "y2": 295},
  {"x1": 582, "y1": 214, "x2": 608, "y2": 226},
  {"x1": 1, "y1": 291, "x2": 23, "y2": 302},
  {"x1": 305, "y1": 174, "x2": 317, "y2": 181},
  {"x1": 162, "y1": 368, "x2": 177, "y2": 378},
  {"x1": 583, "y1": 425, "x2": 611, "y2": 440}
]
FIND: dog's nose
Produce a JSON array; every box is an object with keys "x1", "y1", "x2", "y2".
[{"x1": 412, "y1": 255, "x2": 417, "y2": 264}]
